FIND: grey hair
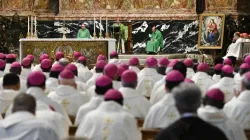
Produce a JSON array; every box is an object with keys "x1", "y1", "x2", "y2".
[
  {"x1": 59, "y1": 58, "x2": 70, "y2": 67},
  {"x1": 172, "y1": 83, "x2": 201, "y2": 112},
  {"x1": 242, "y1": 75, "x2": 250, "y2": 90},
  {"x1": 121, "y1": 81, "x2": 137, "y2": 89}
]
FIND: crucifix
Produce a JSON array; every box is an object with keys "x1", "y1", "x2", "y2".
[
  {"x1": 168, "y1": 112, "x2": 177, "y2": 120},
  {"x1": 61, "y1": 99, "x2": 70, "y2": 109}
]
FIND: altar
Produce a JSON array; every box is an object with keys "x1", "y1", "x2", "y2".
[{"x1": 19, "y1": 38, "x2": 116, "y2": 64}]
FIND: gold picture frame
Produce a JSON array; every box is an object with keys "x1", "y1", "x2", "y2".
[{"x1": 198, "y1": 13, "x2": 225, "y2": 49}]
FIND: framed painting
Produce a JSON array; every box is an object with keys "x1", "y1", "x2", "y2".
[{"x1": 198, "y1": 14, "x2": 225, "y2": 49}]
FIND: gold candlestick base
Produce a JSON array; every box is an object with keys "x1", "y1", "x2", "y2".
[
  {"x1": 93, "y1": 32, "x2": 97, "y2": 39},
  {"x1": 26, "y1": 32, "x2": 30, "y2": 38},
  {"x1": 99, "y1": 33, "x2": 103, "y2": 39},
  {"x1": 62, "y1": 33, "x2": 66, "y2": 39},
  {"x1": 33, "y1": 32, "x2": 38, "y2": 39}
]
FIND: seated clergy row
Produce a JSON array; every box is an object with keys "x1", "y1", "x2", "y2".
[{"x1": 0, "y1": 50, "x2": 249, "y2": 140}]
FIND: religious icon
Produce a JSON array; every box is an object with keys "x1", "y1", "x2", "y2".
[{"x1": 198, "y1": 14, "x2": 225, "y2": 49}]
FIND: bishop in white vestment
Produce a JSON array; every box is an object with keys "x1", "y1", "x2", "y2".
[
  {"x1": 20, "y1": 58, "x2": 32, "y2": 80},
  {"x1": 4, "y1": 54, "x2": 16, "y2": 73},
  {"x1": 234, "y1": 63, "x2": 250, "y2": 92},
  {"x1": 52, "y1": 51, "x2": 64, "y2": 66},
  {"x1": 108, "y1": 51, "x2": 122, "y2": 65},
  {"x1": 104, "y1": 63, "x2": 121, "y2": 90},
  {"x1": 183, "y1": 58, "x2": 195, "y2": 79},
  {"x1": 129, "y1": 56, "x2": 140, "y2": 73},
  {"x1": 86, "y1": 60, "x2": 106, "y2": 88},
  {"x1": 76, "y1": 56, "x2": 93, "y2": 83},
  {"x1": 212, "y1": 64, "x2": 223, "y2": 83}
]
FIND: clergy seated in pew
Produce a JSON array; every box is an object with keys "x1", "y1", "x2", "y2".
[
  {"x1": 52, "y1": 51, "x2": 64, "y2": 66},
  {"x1": 86, "y1": 60, "x2": 106, "y2": 88},
  {"x1": 141, "y1": 128, "x2": 161, "y2": 140},
  {"x1": 20, "y1": 57, "x2": 32, "y2": 81},
  {"x1": 128, "y1": 56, "x2": 141, "y2": 73},
  {"x1": 146, "y1": 26, "x2": 163, "y2": 54},
  {"x1": 76, "y1": 56, "x2": 93, "y2": 83},
  {"x1": 9, "y1": 62, "x2": 27, "y2": 93},
  {"x1": 198, "y1": 88, "x2": 247, "y2": 140},
  {"x1": 155, "y1": 83, "x2": 228, "y2": 140},
  {"x1": 0, "y1": 94, "x2": 59, "y2": 140},
  {"x1": 104, "y1": 63, "x2": 121, "y2": 90},
  {"x1": 156, "y1": 57, "x2": 169, "y2": 76},
  {"x1": 4, "y1": 54, "x2": 16, "y2": 74},
  {"x1": 109, "y1": 51, "x2": 122, "y2": 65}
]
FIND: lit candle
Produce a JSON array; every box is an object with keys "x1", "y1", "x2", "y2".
[
  {"x1": 28, "y1": 16, "x2": 29, "y2": 34},
  {"x1": 94, "y1": 15, "x2": 96, "y2": 34},
  {"x1": 106, "y1": 17, "x2": 108, "y2": 35}
]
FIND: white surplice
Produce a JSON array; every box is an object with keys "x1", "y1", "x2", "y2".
[
  {"x1": 48, "y1": 85, "x2": 88, "y2": 116},
  {"x1": 151, "y1": 76, "x2": 165, "y2": 95},
  {"x1": 85, "y1": 85, "x2": 96, "y2": 101},
  {"x1": 86, "y1": 73, "x2": 103, "y2": 88},
  {"x1": 186, "y1": 68, "x2": 195, "y2": 79},
  {"x1": 224, "y1": 90, "x2": 250, "y2": 129},
  {"x1": 225, "y1": 38, "x2": 243, "y2": 58},
  {"x1": 3, "y1": 63, "x2": 11, "y2": 74},
  {"x1": 198, "y1": 105, "x2": 247, "y2": 140},
  {"x1": 0, "y1": 71, "x2": 4, "y2": 78},
  {"x1": 137, "y1": 68, "x2": 163, "y2": 97},
  {"x1": 19, "y1": 76, "x2": 27, "y2": 93},
  {"x1": 75, "y1": 77, "x2": 89, "y2": 92},
  {"x1": 113, "y1": 80, "x2": 121, "y2": 90},
  {"x1": 76, "y1": 101, "x2": 140, "y2": 140},
  {"x1": 129, "y1": 66, "x2": 140, "y2": 73},
  {"x1": 0, "y1": 89, "x2": 19, "y2": 114},
  {"x1": 119, "y1": 87, "x2": 151, "y2": 119},
  {"x1": 192, "y1": 71, "x2": 215, "y2": 96},
  {"x1": 75, "y1": 95, "x2": 104, "y2": 126},
  {"x1": 20, "y1": 68, "x2": 31, "y2": 80},
  {"x1": 210, "y1": 77, "x2": 237, "y2": 102},
  {"x1": 45, "y1": 77, "x2": 58, "y2": 94},
  {"x1": 0, "y1": 111, "x2": 59, "y2": 140},
  {"x1": 32, "y1": 64, "x2": 42, "y2": 71},
  {"x1": 212, "y1": 74, "x2": 221, "y2": 83},
  {"x1": 108, "y1": 58, "x2": 122, "y2": 65},
  {"x1": 234, "y1": 73, "x2": 243, "y2": 92},
  {"x1": 143, "y1": 94, "x2": 180, "y2": 129},
  {"x1": 77, "y1": 66, "x2": 93, "y2": 83},
  {"x1": 150, "y1": 85, "x2": 166, "y2": 105}
]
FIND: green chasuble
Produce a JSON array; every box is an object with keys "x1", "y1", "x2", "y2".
[
  {"x1": 146, "y1": 29, "x2": 163, "y2": 53},
  {"x1": 77, "y1": 28, "x2": 90, "y2": 39}
]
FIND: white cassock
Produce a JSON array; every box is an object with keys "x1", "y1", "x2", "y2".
[
  {"x1": 209, "y1": 77, "x2": 237, "y2": 102},
  {"x1": 3, "y1": 63, "x2": 11, "y2": 73},
  {"x1": 19, "y1": 76, "x2": 28, "y2": 93},
  {"x1": 86, "y1": 73, "x2": 103, "y2": 88},
  {"x1": 129, "y1": 66, "x2": 140, "y2": 73},
  {"x1": 224, "y1": 90, "x2": 250, "y2": 129},
  {"x1": 48, "y1": 85, "x2": 88, "y2": 116},
  {"x1": 186, "y1": 68, "x2": 195, "y2": 79},
  {"x1": 85, "y1": 85, "x2": 96, "y2": 100},
  {"x1": 0, "y1": 89, "x2": 19, "y2": 114},
  {"x1": 20, "y1": 68, "x2": 31, "y2": 80},
  {"x1": 0, "y1": 71, "x2": 4, "y2": 78},
  {"x1": 45, "y1": 77, "x2": 58, "y2": 94},
  {"x1": 225, "y1": 38, "x2": 243, "y2": 58},
  {"x1": 151, "y1": 76, "x2": 165, "y2": 94},
  {"x1": 137, "y1": 68, "x2": 163, "y2": 97},
  {"x1": 119, "y1": 87, "x2": 151, "y2": 119},
  {"x1": 75, "y1": 77, "x2": 89, "y2": 92},
  {"x1": 90, "y1": 66, "x2": 96, "y2": 74},
  {"x1": 150, "y1": 85, "x2": 166, "y2": 105},
  {"x1": 198, "y1": 105, "x2": 247, "y2": 140},
  {"x1": 192, "y1": 71, "x2": 215, "y2": 96},
  {"x1": 76, "y1": 101, "x2": 140, "y2": 140},
  {"x1": 32, "y1": 64, "x2": 42, "y2": 71},
  {"x1": 212, "y1": 74, "x2": 221, "y2": 83},
  {"x1": 143, "y1": 94, "x2": 180, "y2": 129},
  {"x1": 234, "y1": 73, "x2": 243, "y2": 92},
  {"x1": 75, "y1": 95, "x2": 104, "y2": 126},
  {"x1": 0, "y1": 111, "x2": 59, "y2": 140},
  {"x1": 108, "y1": 58, "x2": 122, "y2": 65},
  {"x1": 77, "y1": 66, "x2": 93, "y2": 83},
  {"x1": 113, "y1": 80, "x2": 121, "y2": 90},
  {"x1": 43, "y1": 72, "x2": 50, "y2": 79}
]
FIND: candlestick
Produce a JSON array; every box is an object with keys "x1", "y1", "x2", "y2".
[
  {"x1": 93, "y1": 15, "x2": 96, "y2": 38},
  {"x1": 31, "y1": 16, "x2": 33, "y2": 38},
  {"x1": 105, "y1": 17, "x2": 109, "y2": 38},
  {"x1": 99, "y1": 16, "x2": 103, "y2": 38},
  {"x1": 27, "y1": 16, "x2": 30, "y2": 38},
  {"x1": 34, "y1": 16, "x2": 37, "y2": 38}
]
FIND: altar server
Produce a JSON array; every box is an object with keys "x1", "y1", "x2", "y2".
[
  {"x1": 48, "y1": 70, "x2": 88, "y2": 116},
  {"x1": 143, "y1": 70, "x2": 184, "y2": 128},
  {"x1": 184, "y1": 58, "x2": 195, "y2": 79},
  {"x1": 119, "y1": 70, "x2": 151, "y2": 118},
  {"x1": 77, "y1": 23, "x2": 90, "y2": 39},
  {"x1": 225, "y1": 32, "x2": 244, "y2": 58},
  {"x1": 128, "y1": 56, "x2": 140, "y2": 73},
  {"x1": 210, "y1": 65, "x2": 236, "y2": 102},
  {"x1": 234, "y1": 63, "x2": 250, "y2": 92},
  {"x1": 137, "y1": 56, "x2": 162, "y2": 97},
  {"x1": 198, "y1": 88, "x2": 247, "y2": 140},
  {"x1": 75, "y1": 75, "x2": 113, "y2": 126},
  {"x1": 4, "y1": 54, "x2": 16, "y2": 73},
  {"x1": 109, "y1": 51, "x2": 122, "y2": 65},
  {"x1": 0, "y1": 59, "x2": 5, "y2": 78},
  {"x1": 157, "y1": 57, "x2": 169, "y2": 76},
  {"x1": 76, "y1": 89, "x2": 140, "y2": 140},
  {"x1": 224, "y1": 72, "x2": 250, "y2": 129},
  {"x1": 45, "y1": 63, "x2": 64, "y2": 93},
  {"x1": 76, "y1": 56, "x2": 92, "y2": 83},
  {"x1": 192, "y1": 63, "x2": 215, "y2": 96},
  {"x1": 10, "y1": 62, "x2": 27, "y2": 93},
  {"x1": 20, "y1": 57, "x2": 32, "y2": 80},
  {"x1": 0, "y1": 73, "x2": 20, "y2": 114},
  {"x1": 156, "y1": 83, "x2": 228, "y2": 140},
  {"x1": 213, "y1": 63, "x2": 223, "y2": 83},
  {"x1": 0, "y1": 94, "x2": 59, "y2": 140},
  {"x1": 33, "y1": 54, "x2": 49, "y2": 71},
  {"x1": 86, "y1": 60, "x2": 106, "y2": 87},
  {"x1": 53, "y1": 51, "x2": 64, "y2": 66},
  {"x1": 104, "y1": 63, "x2": 121, "y2": 89}
]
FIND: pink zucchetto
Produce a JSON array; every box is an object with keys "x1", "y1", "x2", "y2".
[
  {"x1": 240, "y1": 63, "x2": 250, "y2": 69},
  {"x1": 244, "y1": 55, "x2": 250, "y2": 65},
  {"x1": 21, "y1": 58, "x2": 31, "y2": 67},
  {"x1": 166, "y1": 70, "x2": 185, "y2": 82},
  {"x1": 118, "y1": 65, "x2": 127, "y2": 77},
  {"x1": 39, "y1": 54, "x2": 49, "y2": 62},
  {"x1": 59, "y1": 69, "x2": 75, "y2": 79},
  {"x1": 96, "y1": 60, "x2": 107, "y2": 69},
  {"x1": 197, "y1": 63, "x2": 210, "y2": 72},
  {"x1": 73, "y1": 52, "x2": 81, "y2": 59},
  {"x1": 223, "y1": 58, "x2": 232, "y2": 65},
  {"x1": 183, "y1": 58, "x2": 193, "y2": 67},
  {"x1": 129, "y1": 57, "x2": 139, "y2": 66},
  {"x1": 122, "y1": 70, "x2": 137, "y2": 84},
  {"x1": 206, "y1": 88, "x2": 224, "y2": 101},
  {"x1": 41, "y1": 59, "x2": 52, "y2": 69},
  {"x1": 26, "y1": 54, "x2": 34, "y2": 60},
  {"x1": 96, "y1": 75, "x2": 112, "y2": 87},
  {"x1": 145, "y1": 56, "x2": 158, "y2": 67},
  {"x1": 221, "y1": 65, "x2": 234, "y2": 74},
  {"x1": 28, "y1": 71, "x2": 46, "y2": 85},
  {"x1": 244, "y1": 72, "x2": 250, "y2": 81},
  {"x1": 120, "y1": 64, "x2": 129, "y2": 70},
  {"x1": 110, "y1": 51, "x2": 118, "y2": 58},
  {"x1": 6, "y1": 54, "x2": 15, "y2": 59},
  {"x1": 97, "y1": 54, "x2": 107, "y2": 61},
  {"x1": 159, "y1": 58, "x2": 169, "y2": 67},
  {"x1": 0, "y1": 59, "x2": 5, "y2": 69},
  {"x1": 51, "y1": 63, "x2": 64, "y2": 72},
  {"x1": 0, "y1": 53, "x2": 5, "y2": 59},
  {"x1": 56, "y1": 52, "x2": 64, "y2": 60},
  {"x1": 65, "y1": 64, "x2": 77, "y2": 71},
  {"x1": 214, "y1": 64, "x2": 223, "y2": 71},
  {"x1": 104, "y1": 64, "x2": 118, "y2": 79},
  {"x1": 104, "y1": 89, "x2": 123, "y2": 100},
  {"x1": 78, "y1": 56, "x2": 86, "y2": 62},
  {"x1": 184, "y1": 78, "x2": 194, "y2": 83},
  {"x1": 243, "y1": 33, "x2": 248, "y2": 37},
  {"x1": 168, "y1": 59, "x2": 179, "y2": 67},
  {"x1": 11, "y1": 62, "x2": 21, "y2": 68}
]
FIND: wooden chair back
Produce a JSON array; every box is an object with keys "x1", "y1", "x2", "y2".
[
  {"x1": 69, "y1": 126, "x2": 78, "y2": 136},
  {"x1": 136, "y1": 118, "x2": 144, "y2": 128},
  {"x1": 245, "y1": 130, "x2": 250, "y2": 140},
  {"x1": 69, "y1": 115, "x2": 76, "y2": 124},
  {"x1": 141, "y1": 128, "x2": 161, "y2": 140}
]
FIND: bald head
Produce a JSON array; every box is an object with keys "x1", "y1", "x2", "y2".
[
  {"x1": 172, "y1": 83, "x2": 201, "y2": 114},
  {"x1": 12, "y1": 94, "x2": 36, "y2": 115},
  {"x1": 152, "y1": 26, "x2": 156, "y2": 32}
]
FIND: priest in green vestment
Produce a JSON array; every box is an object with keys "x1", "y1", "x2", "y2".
[
  {"x1": 77, "y1": 23, "x2": 90, "y2": 39},
  {"x1": 146, "y1": 26, "x2": 163, "y2": 53}
]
